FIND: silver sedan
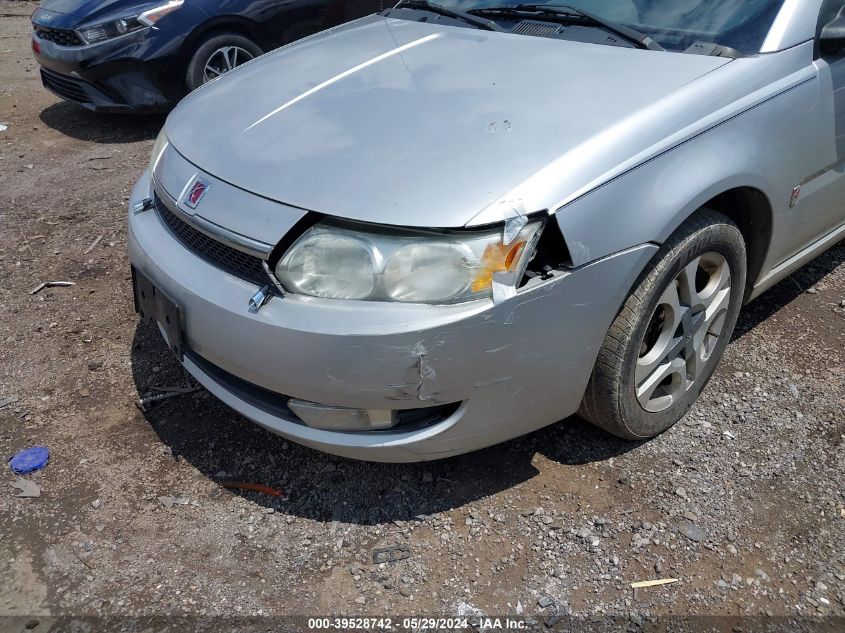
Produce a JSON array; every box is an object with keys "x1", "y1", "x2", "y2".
[{"x1": 128, "y1": 0, "x2": 845, "y2": 461}]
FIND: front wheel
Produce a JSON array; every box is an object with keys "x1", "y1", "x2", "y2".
[
  {"x1": 580, "y1": 209, "x2": 747, "y2": 440},
  {"x1": 185, "y1": 32, "x2": 263, "y2": 92}
]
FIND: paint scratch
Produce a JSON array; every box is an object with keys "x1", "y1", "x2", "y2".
[{"x1": 412, "y1": 342, "x2": 436, "y2": 401}]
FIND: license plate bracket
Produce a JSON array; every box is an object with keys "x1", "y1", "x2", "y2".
[{"x1": 132, "y1": 267, "x2": 184, "y2": 360}]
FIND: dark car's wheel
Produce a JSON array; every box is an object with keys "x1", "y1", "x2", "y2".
[
  {"x1": 580, "y1": 209, "x2": 747, "y2": 440},
  {"x1": 186, "y1": 32, "x2": 263, "y2": 92}
]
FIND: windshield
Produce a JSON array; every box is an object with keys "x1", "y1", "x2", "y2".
[{"x1": 429, "y1": 1, "x2": 788, "y2": 53}]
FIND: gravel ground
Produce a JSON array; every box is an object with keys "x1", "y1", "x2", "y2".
[{"x1": 1, "y1": 3, "x2": 844, "y2": 631}]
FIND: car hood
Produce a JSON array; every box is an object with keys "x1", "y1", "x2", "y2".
[
  {"x1": 36, "y1": 0, "x2": 143, "y2": 23},
  {"x1": 167, "y1": 16, "x2": 731, "y2": 228}
]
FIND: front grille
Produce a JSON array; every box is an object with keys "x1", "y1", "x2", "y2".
[
  {"x1": 40, "y1": 69, "x2": 90, "y2": 103},
  {"x1": 34, "y1": 26, "x2": 84, "y2": 47},
  {"x1": 154, "y1": 194, "x2": 269, "y2": 287}
]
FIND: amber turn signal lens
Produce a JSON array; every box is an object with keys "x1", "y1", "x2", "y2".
[{"x1": 471, "y1": 240, "x2": 526, "y2": 292}]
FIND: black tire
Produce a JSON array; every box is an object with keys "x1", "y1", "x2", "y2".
[
  {"x1": 580, "y1": 209, "x2": 747, "y2": 440},
  {"x1": 185, "y1": 32, "x2": 263, "y2": 92}
]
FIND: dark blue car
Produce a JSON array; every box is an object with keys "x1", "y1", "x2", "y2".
[{"x1": 31, "y1": 0, "x2": 382, "y2": 112}]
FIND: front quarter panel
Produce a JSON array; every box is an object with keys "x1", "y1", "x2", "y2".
[{"x1": 555, "y1": 42, "x2": 825, "y2": 281}]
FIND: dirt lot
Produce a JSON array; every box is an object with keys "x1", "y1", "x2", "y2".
[{"x1": 1, "y1": 2, "x2": 844, "y2": 630}]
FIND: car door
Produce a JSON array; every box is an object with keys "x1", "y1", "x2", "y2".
[
  {"x1": 791, "y1": 0, "x2": 845, "y2": 251},
  {"x1": 323, "y1": 0, "x2": 384, "y2": 27},
  {"x1": 251, "y1": 0, "x2": 325, "y2": 47},
  {"x1": 258, "y1": 0, "x2": 384, "y2": 49}
]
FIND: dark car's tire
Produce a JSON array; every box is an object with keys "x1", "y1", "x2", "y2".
[
  {"x1": 579, "y1": 209, "x2": 747, "y2": 440},
  {"x1": 185, "y1": 32, "x2": 263, "y2": 92}
]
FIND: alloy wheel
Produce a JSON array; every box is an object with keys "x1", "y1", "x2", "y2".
[
  {"x1": 635, "y1": 252, "x2": 732, "y2": 413},
  {"x1": 202, "y1": 46, "x2": 254, "y2": 83}
]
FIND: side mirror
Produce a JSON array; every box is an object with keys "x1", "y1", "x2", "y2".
[{"x1": 821, "y1": 9, "x2": 845, "y2": 55}]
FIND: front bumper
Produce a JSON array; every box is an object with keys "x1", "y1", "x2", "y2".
[
  {"x1": 127, "y1": 171, "x2": 657, "y2": 461},
  {"x1": 33, "y1": 30, "x2": 177, "y2": 112}
]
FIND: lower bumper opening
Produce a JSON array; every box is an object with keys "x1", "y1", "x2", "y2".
[
  {"x1": 184, "y1": 348, "x2": 461, "y2": 433},
  {"x1": 40, "y1": 67, "x2": 128, "y2": 108},
  {"x1": 41, "y1": 68, "x2": 91, "y2": 103}
]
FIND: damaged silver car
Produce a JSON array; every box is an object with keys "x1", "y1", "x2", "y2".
[{"x1": 128, "y1": 0, "x2": 845, "y2": 461}]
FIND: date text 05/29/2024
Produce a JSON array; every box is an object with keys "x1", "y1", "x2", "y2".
[{"x1": 306, "y1": 617, "x2": 528, "y2": 630}]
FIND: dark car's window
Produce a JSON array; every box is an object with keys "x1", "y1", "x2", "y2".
[{"x1": 423, "y1": 0, "x2": 789, "y2": 53}]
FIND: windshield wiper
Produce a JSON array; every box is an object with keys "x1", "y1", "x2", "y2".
[
  {"x1": 685, "y1": 40, "x2": 745, "y2": 58},
  {"x1": 468, "y1": 4, "x2": 664, "y2": 51},
  {"x1": 390, "y1": 0, "x2": 502, "y2": 31}
]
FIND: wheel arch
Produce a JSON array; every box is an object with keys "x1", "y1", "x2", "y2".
[
  {"x1": 557, "y1": 172, "x2": 777, "y2": 298},
  {"x1": 695, "y1": 186, "x2": 774, "y2": 302},
  {"x1": 633, "y1": 182, "x2": 775, "y2": 303},
  {"x1": 179, "y1": 16, "x2": 269, "y2": 65}
]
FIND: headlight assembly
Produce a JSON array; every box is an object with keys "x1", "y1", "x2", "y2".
[
  {"x1": 77, "y1": 1, "x2": 183, "y2": 44},
  {"x1": 275, "y1": 219, "x2": 544, "y2": 304},
  {"x1": 137, "y1": 0, "x2": 184, "y2": 26},
  {"x1": 383, "y1": 242, "x2": 476, "y2": 303},
  {"x1": 280, "y1": 230, "x2": 376, "y2": 300}
]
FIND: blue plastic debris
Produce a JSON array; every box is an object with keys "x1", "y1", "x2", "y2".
[{"x1": 9, "y1": 446, "x2": 49, "y2": 474}]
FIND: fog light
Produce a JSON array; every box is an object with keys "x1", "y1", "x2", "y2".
[{"x1": 288, "y1": 399, "x2": 396, "y2": 431}]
